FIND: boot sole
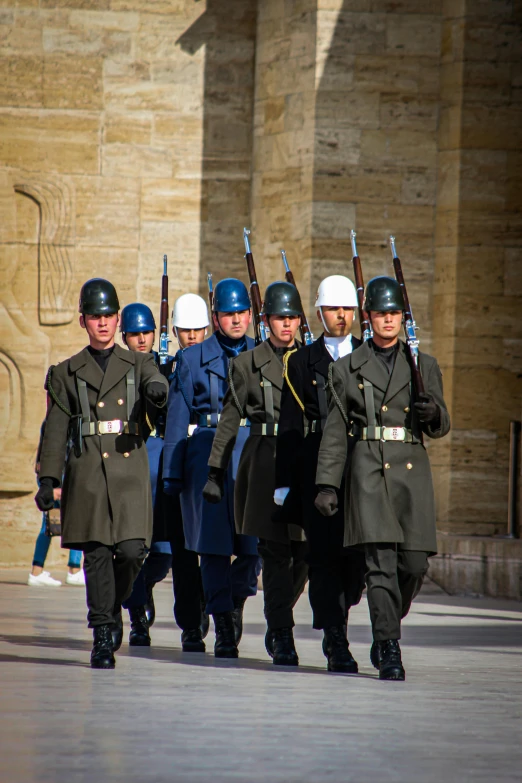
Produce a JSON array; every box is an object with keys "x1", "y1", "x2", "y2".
[
  {"x1": 91, "y1": 658, "x2": 115, "y2": 669},
  {"x1": 379, "y1": 667, "x2": 405, "y2": 681},
  {"x1": 214, "y1": 649, "x2": 239, "y2": 658},
  {"x1": 273, "y1": 656, "x2": 299, "y2": 666},
  {"x1": 129, "y1": 637, "x2": 151, "y2": 647},
  {"x1": 327, "y1": 662, "x2": 359, "y2": 674},
  {"x1": 182, "y1": 643, "x2": 206, "y2": 653}
]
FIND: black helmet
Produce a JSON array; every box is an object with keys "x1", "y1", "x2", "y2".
[
  {"x1": 364, "y1": 276, "x2": 404, "y2": 312},
  {"x1": 263, "y1": 281, "x2": 303, "y2": 317},
  {"x1": 79, "y1": 278, "x2": 120, "y2": 315}
]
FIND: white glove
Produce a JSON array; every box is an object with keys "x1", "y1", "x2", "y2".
[{"x1": 273, "y1": 487, "x2": 290, "y2": 506}]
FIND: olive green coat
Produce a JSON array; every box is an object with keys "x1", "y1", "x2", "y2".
[
  {"x1": 39, "y1": 344, "x2": 169, "y2": 548},
  {"x1": 209, "y1": 340, "x2": 305, "y2": 543},
  {"x1": 316, "y1": 340, "x2": 450, "y2": 553}
]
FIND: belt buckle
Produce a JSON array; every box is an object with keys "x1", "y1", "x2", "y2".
[
  {"x1": 99, "y1": 419, "x2": 122, "y2": 435},
  {"x1": 381, "y1": 426, "x2": 405, "y2": 442}
]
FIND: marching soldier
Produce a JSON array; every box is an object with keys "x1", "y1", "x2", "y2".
[
  {"x1": 275, "y1": 275, "x2": 366, "y2": 673},
  {"x1": 35, "y1": 279, "x2": 169, "y2": 669},
  {"x1": 163, "y1": 279, "x2": 260, "y2": 659},
  {"x1": 315, "y1": 276, "x2": 450, "y2": 680},
  {"x1": 204, "y1": 282, "x2": 308, "y2": 666}
]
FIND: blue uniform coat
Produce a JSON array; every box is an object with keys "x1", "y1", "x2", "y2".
[{"x1": 163, "y1": 333, "x2": 258, "y2": 557}]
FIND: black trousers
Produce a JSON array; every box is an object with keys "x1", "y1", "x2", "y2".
[
  {"x1": 308, "y1": 547, "x2": 366, "y2": 631},
  {"x1": 83, "y1": 539, "x2": 146, "y2": 628},
  {"x1": 364, "y1": 543, "x2": 429, "y2": 641},
  {"x1": 258, "y1": 538, "x2": 309, "y2": 629},
  {"x1": 169, "y1": 510, "x2": 205, "y2": 631}
]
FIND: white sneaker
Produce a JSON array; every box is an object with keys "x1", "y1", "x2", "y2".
[
  {"x1": 66, "y1": 570, "x2": 85, "y2": 586},
  {"x1": 28, "y1": 571, "x2": 62, "y2": 587}
]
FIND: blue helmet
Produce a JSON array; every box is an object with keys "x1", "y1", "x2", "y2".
[
  {"x1": 120, "y1": 303, "x2": 156, "y2": 333},
  {"x1": 213, "y1": 278, "x2": 250, "y2": 313}
]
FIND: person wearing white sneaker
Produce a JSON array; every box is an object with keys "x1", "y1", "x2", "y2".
[
  {"x1": 66, "y1": 569, "x2": 86, "y2": 586},
  {"x1": 28, "y1": 570, "x2": 62, "y2": 587}
]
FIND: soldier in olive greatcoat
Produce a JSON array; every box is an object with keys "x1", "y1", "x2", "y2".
[
  {"x1": 204, "y1": 282, "x2": 308, "y2": 665},
  {"x1": 315, "y1": 276, "x2": 450, "y2": 681},
  {"x1": 35, "y1": 279, "x2": 169, "y2": 670}
]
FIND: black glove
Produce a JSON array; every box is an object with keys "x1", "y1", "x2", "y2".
[
  {"x1": 414, "y1": 392, "x2": 440, "y2": 425},
  {"x1": 146, "y1": 381, "x2": 167, "y2": 406},
  {"x1": 35, "y1": 477, "x2": 56, "y2": 512},
  {"x1": 314, "y1": 486, "x2": 338, "y2": 517},
  {"x1": 203, "y1": 467, "x2": 225, "y2": 505},
  {"x1": 163, "y1": 479, "x2": 183, "y2": 497}
]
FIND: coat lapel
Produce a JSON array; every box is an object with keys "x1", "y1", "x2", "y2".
[
  {"x1": 383, "y1": 341, "x2": 411, "y2": 404},
  {"x1": 309, "y1": 334, "x2": 332, "y2": 379},
  {"x1": 98, "y1": 344, "x2": 134, "y2": 400},
  {"x1": 351, "y1": 340, "x2": 389, "y2": 394},
  {"x1": 253, "y1": 340, "x2": 285, "y2": 390},
  {"x1": 201, "y1": 333, "x2": 228, "y2": 380},
  {"x1": 70, "y1": 347, "x2": 103, "y2": 392}
]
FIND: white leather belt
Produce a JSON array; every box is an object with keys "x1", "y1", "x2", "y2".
[{"x1": 361, "y1": 426, "x2": 412, "y2": 443}]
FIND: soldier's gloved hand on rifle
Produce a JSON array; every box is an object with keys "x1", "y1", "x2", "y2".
[
  {"x1": 414, "y1": 392, "x2": 440, "y2": 426},
  {"x1": 314, "y1": 486, "x2": 338, "y2": 517},
  {"x1": 146, "y1": 381, "x2": 167, "y2": 407},
  {"x1": 163, "y1": 479, "x2": 183, "y2": 497},
  {"x1": 203, "y1": 467, "x2": 225, "y2": 504},
  {"x1": 35, "y1": 477, "x2": 57, "y2": 512}
]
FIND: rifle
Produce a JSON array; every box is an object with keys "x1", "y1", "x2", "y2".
[
  {"x1": 350, "y1": 230, "x2": 372, "y2": 342},
  {"x1": 389, "y1": 235, "x2": 425, "y2": 398},
  {"x1": 243, "y1": 228, "x2": 267, "y2": 344},
  {"x1": 158, "y1": 254, "x2": 170, "y2": 365},
  {"x1": 280, "y1": 249, "x2": 313, "y2": 345},
  {"x1": 207, "y1": 272, "x2": 214, "y2": 317}
]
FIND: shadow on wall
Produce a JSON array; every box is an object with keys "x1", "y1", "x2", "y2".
[{"x1": 177, "y1": 0, "x2": 257, "y2": 295}]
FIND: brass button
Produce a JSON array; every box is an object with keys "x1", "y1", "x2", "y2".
[
  {"x1": 98, "y1": 401, "x2": 105, "y2": 408},
  {"x1": 312, "y1": 379, "x2": 317, "y2": 385},
  {"x1": 382, "y1": 405, "x2": 388, "y2": 412},
  {"x1": 117, "y1": 398, "x2": 124, "y2": 406},
  {"x1": 384, "y1": 462, "x2": 391, "y2": 470},
  {"x1": 404, "y1": 406, "x2": 410, "y2": 413},
  {"x1": 123, "y1": 452, "x2": 130, "y2": 458},
  {"x1": 358, "y1": 383, "x2": 364, "y2": 390},
  {"x1": 406, "y1": 462, "x2": 413, "y2": 470},
  {"x1": 260, "y1": 381, "x2": 264, "y2": 387},
  {"x1": 102, "y1": 452, "x2": 109, "y2": 459}
]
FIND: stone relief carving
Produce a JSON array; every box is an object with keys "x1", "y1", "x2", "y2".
[{"x1": 14, "y1": 178, "x2": 76, "y2": 326}]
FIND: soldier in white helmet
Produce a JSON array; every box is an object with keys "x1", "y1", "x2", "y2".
[
  {"x1": 172, "y1": 293, "x2": 210, "y2": 350},
  {"x1": 274, "y1": 275, "x2": 366, "y2": 673}
]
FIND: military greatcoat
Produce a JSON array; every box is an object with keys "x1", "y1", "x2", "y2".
[
  {"x1": 209, "y1": 339, "x2": 305, "y2": 544},
  {"x1": 39, "y1": 344, "x2": 169, "y2": 548},
  {"x1": 316, "y1": 340, "x2": 450, "y2": 553}
]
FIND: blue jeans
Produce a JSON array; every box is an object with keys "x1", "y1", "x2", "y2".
[{"x1": 32, "y1": 513, "x2": 82, "y2": 569}]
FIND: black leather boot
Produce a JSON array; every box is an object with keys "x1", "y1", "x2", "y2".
[
  {"x1": 200, "y1": 602, "x2": 210, "y2": 640},
  {"x1": 91, "y1": 625, "x2": 115, "y2": 669},
  {"x1": 271, "y1": 627, "x2": 299, "y2": 666},
  {"x1": 322, "y1": 625, "x2": 358, "y2": 673},
  {"x1": 370, "y1": 641, "x2": 379, "y2": 670},
  {"x1": 181, "y1": 628, "x2": 206, "y2": 653},
  {"x1": 144, "y1": 582, "x2": 156, "y2": 627},
  {"x1": 111, "y1": 611, "x2": 123, "y2": 652},
  {"x1": 213, "y1": 612, "x2": 238, "y2": 658},
  {"x1": 265, "y1": 628, "x2": 274, "y2": 658},
  {"x1": 377, "y1": 640, "x2": 405, "y2": 681},
  {"x1": 231, "y1": 596, "x2": 246, "y2": 644},
  {"x1": 128, "y1": 606, "x2": 151, "y2": 647}
]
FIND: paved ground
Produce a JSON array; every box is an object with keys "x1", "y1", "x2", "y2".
[{"x1": 0, "y1": 569, "x2": 521, "y2": 783}]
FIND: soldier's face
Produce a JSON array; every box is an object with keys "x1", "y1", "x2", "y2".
[
  {"x1": 214, "y1": 309, "x2": 251, "y2": 340},
  {"x1": 319, "y1": 306, "x2": 355, "y2": 337},
  {"x1": 80, "y1": 313, "x2": 119, "y2": 348},
  {"x1": 176, "y1": 327, "x2": 206, "y2": 349},
  {"x1": 124, "y1": 331, "x2": 155, "y2": 353},
  {"x1": 267, "y1": 314, "x2": 300, "y2": 347},
  {"x1": 370, "y1": 310, "x2": 403, "y2": 343}
]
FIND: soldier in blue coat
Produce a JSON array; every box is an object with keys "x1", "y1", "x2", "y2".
[
  {"x1": 120, "y1": 302, "x2": 207, "y2": 653},
  {"x1": 163, "y1": 279, "x2": 260, "y2": 658}
]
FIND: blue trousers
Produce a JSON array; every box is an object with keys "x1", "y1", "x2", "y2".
[
  {"x1": 200, "y1": 553, "x2": 261, "y2": 615},
  {"x1": 122, "y1": 541, "x2": 172, "y2": 609},
  {"x1": 32, "y1": 514, "x2": 82, "y2": 569}
]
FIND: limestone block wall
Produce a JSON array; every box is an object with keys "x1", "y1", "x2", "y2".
[{"x1": 0, "y1": 0, "x2": 257, "y2": 566}]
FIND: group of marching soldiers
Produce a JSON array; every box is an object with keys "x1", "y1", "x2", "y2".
[{"x1": 35, "y1": 231, "x2": 450, "y2": 681}]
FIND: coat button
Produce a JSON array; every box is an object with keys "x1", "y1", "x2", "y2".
[
  {"x1": 406, "y1": 462, "x2": 413, "y2": 470},
  {"x1": 98, "y1": 401, "x2": 105, "y2": 408},
  {"x1": 382, "y1": 405, "x2": 388, "y2": 412},
  {"x1": 384, "y1": 462, "x2": 391, "y2": 469},
  {"x1": 117, "y1": 399, "x2": 124, "y2": 406},
  {"x1": 312, "y1": 379, "x2": 317, "y2": 385},
  {"x1": 123, "y1": 452, "x2": 130, "y2": 458},
  {"x1": 102, "y1": 452, "x2": 109, "y2": 459},
  {"x1": 358, "y1": 383, "x2": 364, "y2": 390},
  {"x1": 404, "y1": 406, "x2": 410, "y2": 413}
]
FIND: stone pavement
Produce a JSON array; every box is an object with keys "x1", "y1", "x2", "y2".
[{"x1": 0, "y1": 569, "x2": 521, "y2": 783}]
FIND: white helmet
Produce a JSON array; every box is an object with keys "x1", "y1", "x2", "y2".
[
  {"x1": 172, "y1": 293, "x2": 210, "y2": 329},
  {"x1": 315, "y1": 275, "x2": 358, "y2": 308}
]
